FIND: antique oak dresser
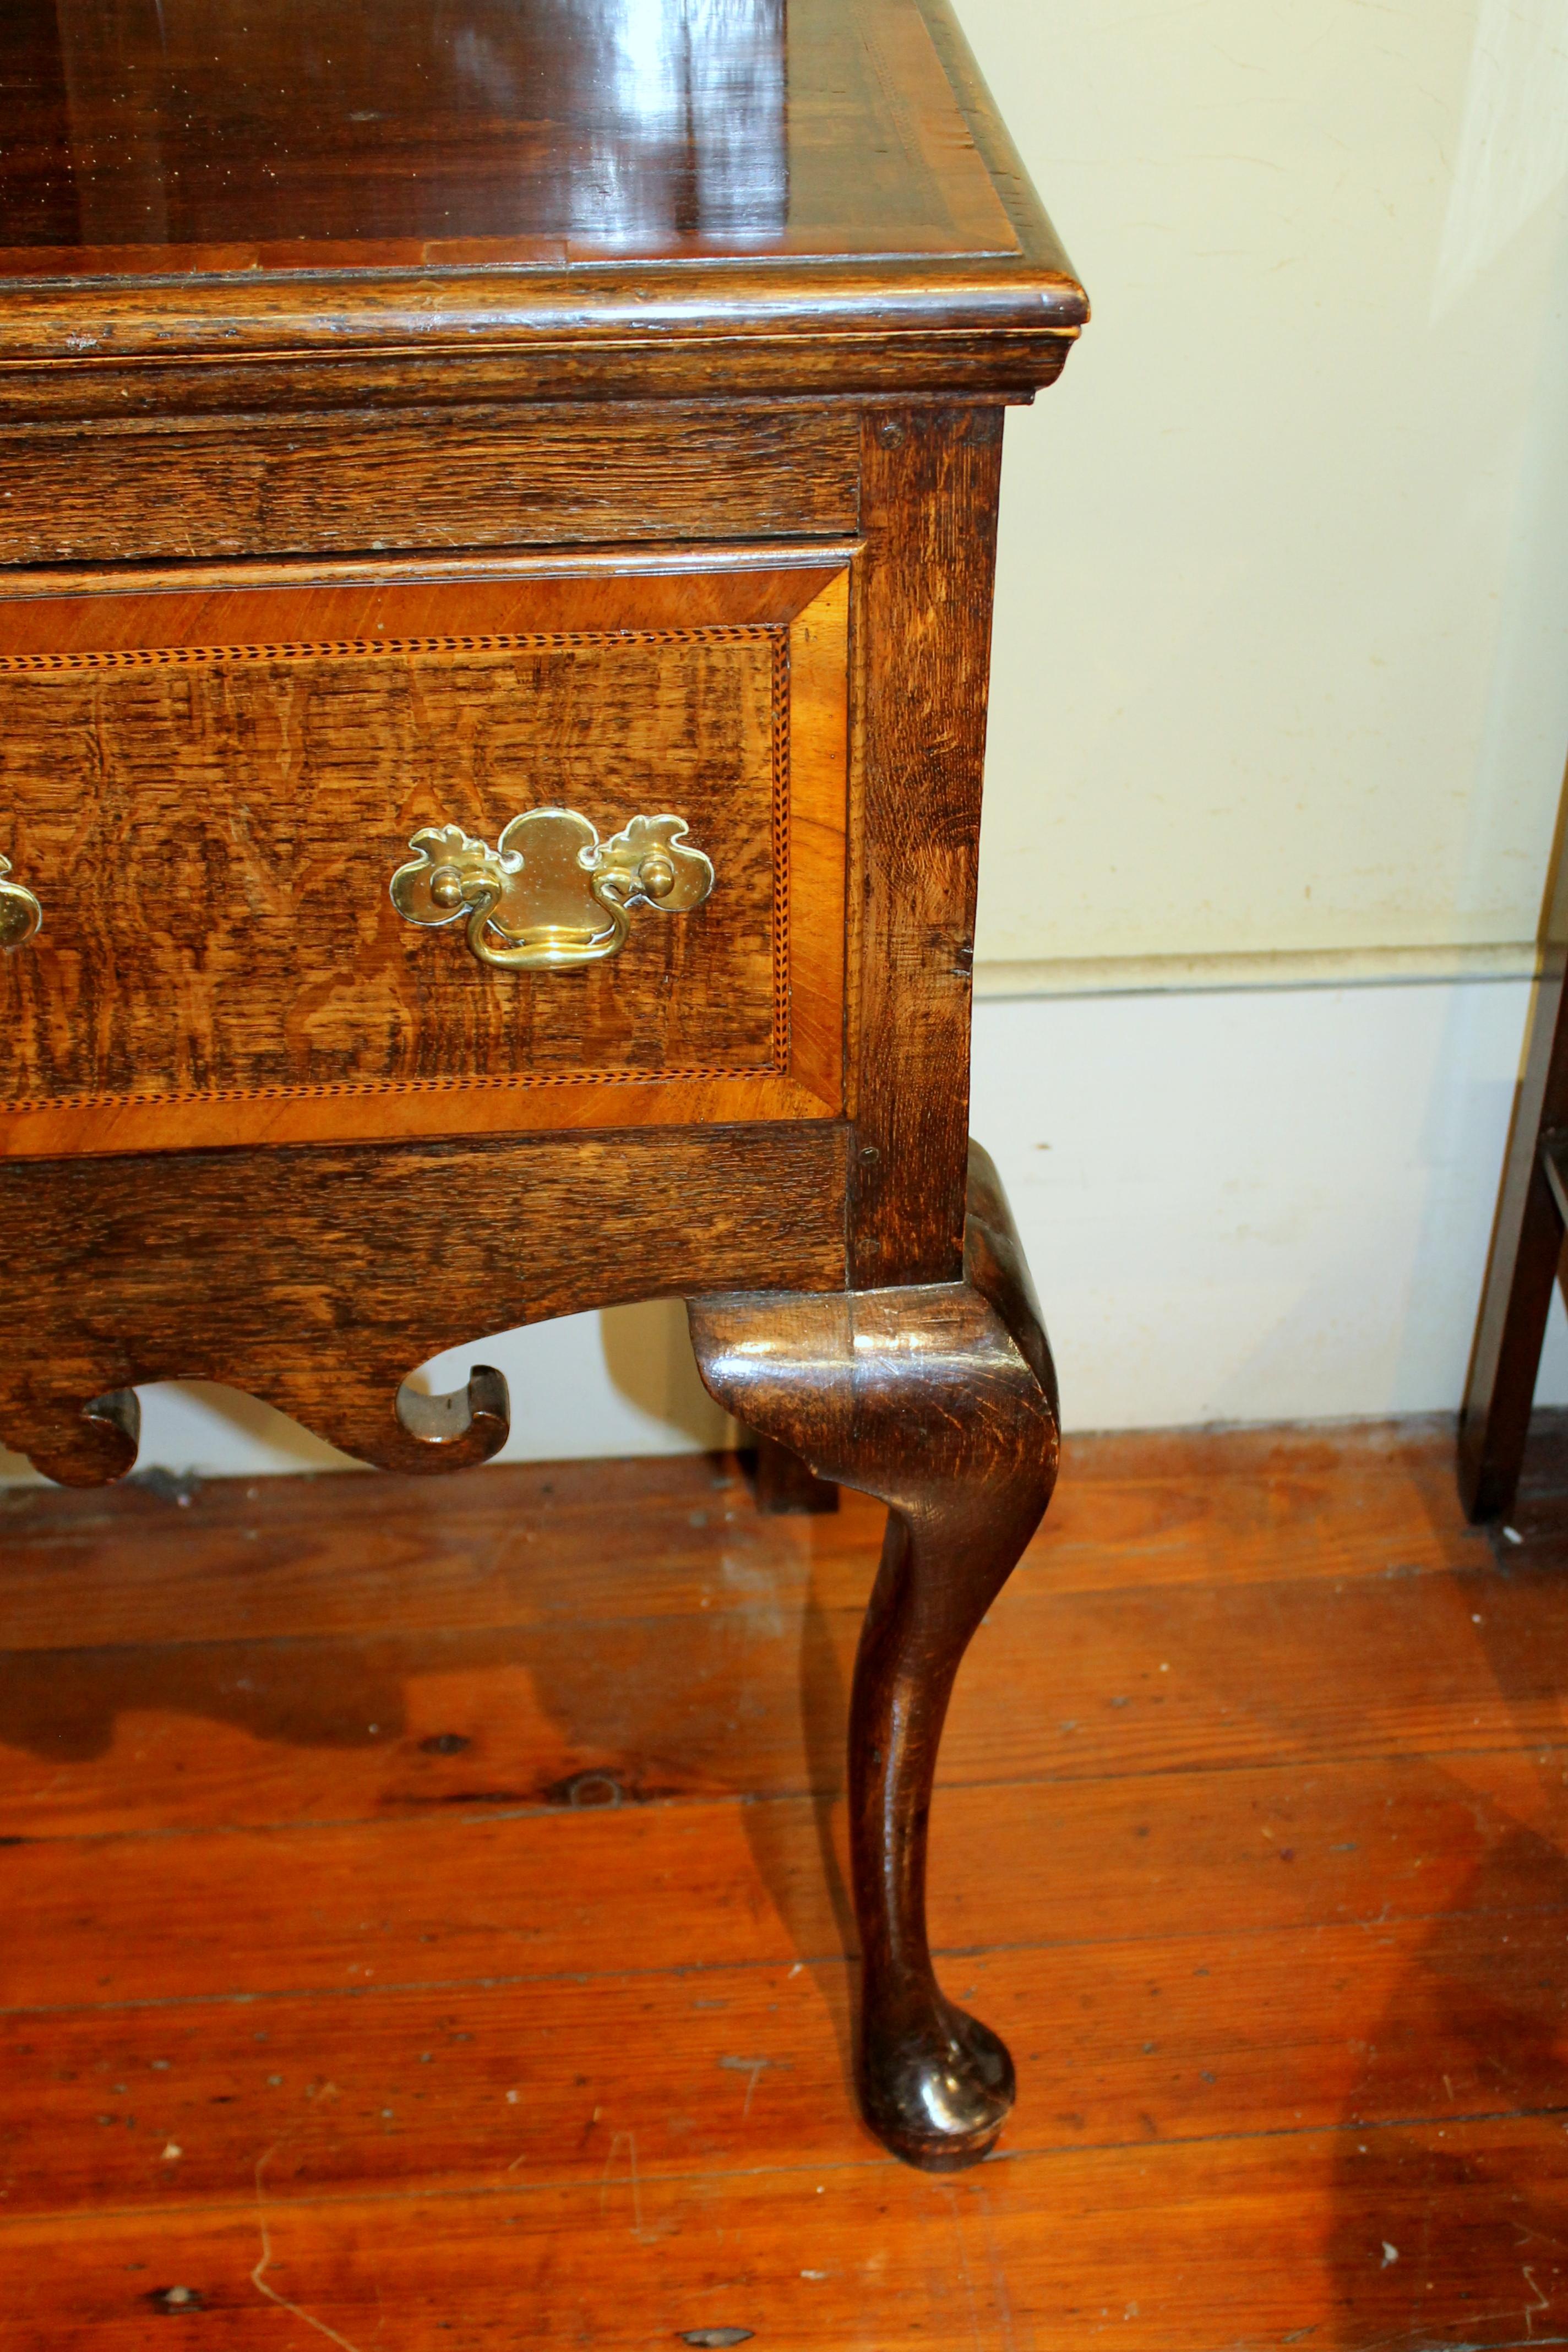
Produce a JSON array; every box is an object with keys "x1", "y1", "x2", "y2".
[{"x1": 0, "y1": 0, "x2": 1086, "y2": 2172}]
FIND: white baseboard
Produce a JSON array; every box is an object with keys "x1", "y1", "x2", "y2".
[
  {"x1": 973, "y1": 976, "x2": 1568, "y2": 1430},
  {"x1": 974, "y1": 943, "x2": 1539, "y2": 998}
]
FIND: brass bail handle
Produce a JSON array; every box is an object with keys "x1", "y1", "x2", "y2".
[
  {"x1": 391, "y1": 804, "x2": 715, "y2": 974},
  {"x1": 0, "y1": 852, "x2": 41, "y2": 951}
]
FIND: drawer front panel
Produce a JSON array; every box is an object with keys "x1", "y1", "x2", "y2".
[
  {"x1": 0, "y1": 557, "x2": 850, "y2": 1157},
  {"x1": 2, "y1": 629, "x2": 780, "y2": 1094}
]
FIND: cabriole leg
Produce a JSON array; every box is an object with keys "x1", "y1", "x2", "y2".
[{"x1": 689, "y1": 1142, "x2": 1059, "y2": 2169}]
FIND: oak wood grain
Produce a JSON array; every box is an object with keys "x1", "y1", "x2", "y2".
[
  {"x1": 0, "y1": 560, "x2": 850, "y2": 1156},
  {"x1": 0, "y1": 1073, "x2": 843, "y2": 1163},
  {"x1": 0, "y1": 559, "x2": 853, "y2": 652},
  {"x1": 848, "y1": 406, "x2": 1004, "y2": 1284},
  {"x1": 12, "y1": 0, "x2": 1016, "y2": 270},
  {"x1": 0, "y1": 336, "x2": 1077, "y2": 428},
  {"x1": 0, "y1": 0, "x2": 1087, "y2": 434},
  {"x1": 0, "y1": 258, "x2": 1085, "y2": 377},
  {"x1": 0, "y1": 633, "x2": 778, "y2": 1095},
  {"x1": 0, "y1": 404, "x2": 861, "y2": 568},
  {"x1": 783, "y1": 573, "x2": 852, "y2": 1110},
  {"x1": 0, "y1": 1124, "x2": 849, "y2": 1485}
]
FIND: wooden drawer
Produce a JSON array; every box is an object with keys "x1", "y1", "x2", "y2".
[
  {"x1": 0, "y1": 550, "x2": 850, "y2": 1158},
  {"x1": 0, "y1": 405, "x2": 862, "y2": 565}
]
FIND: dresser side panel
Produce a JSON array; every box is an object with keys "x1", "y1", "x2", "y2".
[{"x1": 848, "y1": 405, "x2": 1001, "y2": 1287}]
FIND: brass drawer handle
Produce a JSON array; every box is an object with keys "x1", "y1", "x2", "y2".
[
  {"x1": 391, "y1": 805, "x2": 715, "y2": 973},
  {"x1": 0, "y1": 853, "x2": 41, "y2": 950}
]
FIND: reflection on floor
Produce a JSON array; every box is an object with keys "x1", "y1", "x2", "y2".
[{"x1": 0, "y1": 1418, "x2": 1564, "y2": 2347}]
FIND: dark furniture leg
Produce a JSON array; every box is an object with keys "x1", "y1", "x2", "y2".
[
  {"x1": 1460, "y1": 805, "x2": 1568, "y2": 1522},
  {"x1": 749, "y1": 1434, "x2": 841, "y2": 1514},
  {"x1": 689, "y1": 1142, "x2": 1059, "y2": 2169}
]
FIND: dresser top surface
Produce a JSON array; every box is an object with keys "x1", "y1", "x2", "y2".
[
  {"x1": 3, "y1": 0, "x2": 1020, "y2": 274},
  {"x1": 0, "y1": 0, "x2": 1084, "y2": 391}
]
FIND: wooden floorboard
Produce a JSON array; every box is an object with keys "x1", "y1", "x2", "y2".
[
  {"x1": 0, "y1": 1556, "x2": 1558, "y2": 1838},
  {"x1": 1, "y1": 1417, "x2": 1566, "y2": 2346},
  {"x1": 2, "y1": 1912, "x2": 1565, "y2": 2217},
  {"x1": 1, "y1": 2119, "x2": 1565, "y2": 2350}
]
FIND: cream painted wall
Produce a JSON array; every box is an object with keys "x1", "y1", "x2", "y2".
[{"x1": 968, "y1": 0, "x2": 1568, "y2": 976}]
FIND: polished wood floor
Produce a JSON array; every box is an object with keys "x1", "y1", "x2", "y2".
[{"x1": 0, "y1": 1417, "x2": 1566, "y2": 2347}]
